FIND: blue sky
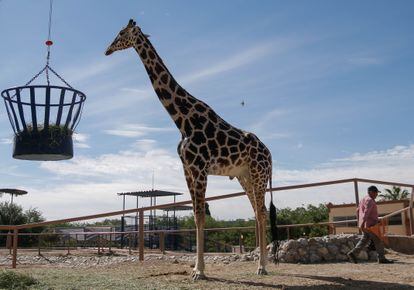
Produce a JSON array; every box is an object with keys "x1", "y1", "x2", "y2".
[{"x1": 0, "y1": 0, "x2": 413, "y2": 221}]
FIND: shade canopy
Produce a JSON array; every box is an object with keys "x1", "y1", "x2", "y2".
[
  {"x1": 0, "y1": 188, "x2": 28, "y2": 196},
  {"x1": 117, "y1": 190, "x2": 184, "y2": 198},
  {"x1": 162, "y1": 205, "x2": 193, "y2": 212}
]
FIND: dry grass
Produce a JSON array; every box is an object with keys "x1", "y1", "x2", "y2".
[{"x1": 3, "y1": 252, "x2": 414, "y2": 289}]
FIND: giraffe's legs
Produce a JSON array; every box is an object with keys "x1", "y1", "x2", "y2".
[
  {"x1": 183, "y1": 167, "x2": 207, "y2": 280},
  {"x1": 237, "y1": 176, "x2": 268, "y2": 275},
  {"x1": 256, "y1": 201, "x2": 268, "y2": 275}
]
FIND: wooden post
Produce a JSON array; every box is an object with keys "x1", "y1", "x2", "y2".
[
  {"x1": 109, "y1": 233, "x2": 112, "y2": 252},
  {"x1": 67, "y1": 237, "x2": 70, "y2": 255},
  {"x1": 255, "y1": 220, "x2": 259, "y2": 247},
  {"x1": 239, "y1": 233, "x2": 243, "y2": 254},
  {"x1": 139, "y1": 210, "x2": 144, "y2": 261},
  {"x1": 160, "y1": 232, "x2": 165, "y2": 254},
  {"x1": 12, "y1": 228, "x2": 18, "y2": 269},
  {"x1": 287, "y1": 227, "x2": 290, "y2": 240},
  {"x1": 354, "y1": 180, "x2": 361, "y2": 234},
  {"x1": 353, "y1": 180, "x2": 360, "y2": 206},
  {"x1": 38, "y1": 235, "x2": 41, "y2": 256},
  {"x1": 129, "y1": 234, "x2": 132, "y2": 255},
  {"x1": 409, "y1": 187, "x2": 414, "y2": 236},
  {"x1": 97, "y1": 235, "x2": 101, "y2": 255}
]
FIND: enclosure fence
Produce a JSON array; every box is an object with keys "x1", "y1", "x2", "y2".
[{"x1": 1, "y1": 177, "x2": 413, "y2": 268}]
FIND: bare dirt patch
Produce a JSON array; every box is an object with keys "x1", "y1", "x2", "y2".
[{"x1": 2, "y1": 251, "x2": 413, "y2": 289}]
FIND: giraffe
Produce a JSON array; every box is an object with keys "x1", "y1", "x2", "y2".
[{"x1": 105, "y1": 19, "x2": 275, "y2": 280}]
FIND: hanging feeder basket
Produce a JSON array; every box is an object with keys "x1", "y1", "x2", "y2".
[
  {"x1": 1, "y1": 1, "x2": 86, "y2": 161},
  {"x1": 1, "y1": 84, "x2": 86, "y2": 161}
]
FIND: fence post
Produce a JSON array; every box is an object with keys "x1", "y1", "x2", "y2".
[
  {"x1": 409, "y1": 187, "x2": 414, "y2": 236},
  {"x1": 239, "y1": 233, "x2": 243, "y2": 254},
  {"x1": 67, "y1": 236, "x2": 70, "y2": 255},
  {"x1": 139, "y1": 210, "x2": 144, "y2": 261},
  {"x1": 129, "y1": 233, "x2": 132, "y2": 255},
  {"x1": 354, "y1": 180, "x2": 361, "y2": 234},
  {"x1": 255, "y1": 220, "x2": 259, "y2": 247},
  {"x1": 38, "y1": 235, "x2": 41, "y2": 256},
  {"x1": 98, "y1": 234, "x2": 101, "y2": 255},
  {"x1": 109, "y1": 233, "x2": 112, "y2": 252},
  {"x1": 287, "y1": 227, "x2": 290, "y2": 240},
  {"x1": 12, "y1": 228, "x2": 18, "y2": 269},
  {"x1": 160, "y1": 232, "x2": 165, "y2": 254},
  {"x1": 353, "y1": 180, "x2": 360, "y2": 206}
]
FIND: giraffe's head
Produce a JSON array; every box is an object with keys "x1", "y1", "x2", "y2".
[{"x1": 105, "y1": 19, "x2": 146, "y2": 56}]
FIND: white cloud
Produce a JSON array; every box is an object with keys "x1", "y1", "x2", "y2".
[
  {"x1": 0, "y1": 138, "x2": 12, "y2": 145},
  {"x1": 179, "y1": 42, "x2": 275, "y2": 84},
  {"x1": 63, "y1": 55, "x2": 129, "y2": 84},
  {"x1": 32, "y1": 143, "x2": 414, "y2": 220},
  {"x1": 247, "y1": 109, "x2": 292, "y2": 140},
  {"x1": 104, "y1": 123, "x2": 174, "y2": 138},
  {"x1": 347, "y1": 56, "x2": 383, "y2": 66},
  {"x1": 73, "y1": 133, "x2": 90, "y2": 149}
]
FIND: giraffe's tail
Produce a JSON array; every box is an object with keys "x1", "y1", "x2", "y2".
[{"x1": 268, "y1": 166, "x2": 279, "y2": 264}]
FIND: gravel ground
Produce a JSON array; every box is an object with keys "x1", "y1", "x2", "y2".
[{"x1": 1, "y1": 250, "x2": 413, "y2": 289}]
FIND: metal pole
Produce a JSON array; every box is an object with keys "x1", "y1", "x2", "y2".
[
  {"x1": 139, "y1": 210, "x2": 144, "y2": 261},
  {"x1": 409, "y1": 187, "x2": 414, "y2": 236},
  {"x1": 12, "y1": 228, "x2": 18, "y2": 268}
]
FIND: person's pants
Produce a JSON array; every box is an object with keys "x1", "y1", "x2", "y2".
[{"x1": 349, "y1": 230, "x2": 385, "y2": 260}]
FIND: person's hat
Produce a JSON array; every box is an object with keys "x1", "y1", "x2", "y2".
[{"x1": 368, "y1": 185, "x2": 381, "y2": 193}]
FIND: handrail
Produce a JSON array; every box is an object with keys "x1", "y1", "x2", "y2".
[{"x1": 1, "y1": 177, "x2": 413, "y2": 231}]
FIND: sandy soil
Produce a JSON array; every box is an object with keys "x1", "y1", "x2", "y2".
[{"x1": 2, "y1": 251, "x2": 413, "y2": 289}]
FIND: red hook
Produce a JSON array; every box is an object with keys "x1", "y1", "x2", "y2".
[{"x1": 45, "y1": 40, "x2": 53, "y2": 46}]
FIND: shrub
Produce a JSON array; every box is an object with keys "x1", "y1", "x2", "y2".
[{"x1": 0, "y1": 270, "x2": 38, "y2": 289}]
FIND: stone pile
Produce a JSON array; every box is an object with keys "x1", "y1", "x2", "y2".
[
  {"x1": 258, "y1": 234, "x2": 378, "y2": 263},
  {"x1": 0, "y1": 234, "x2": 379, "y2": 267}
]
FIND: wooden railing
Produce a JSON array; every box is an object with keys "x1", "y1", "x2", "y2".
[{"x1": 1, "y1": 177, "x2": 413, "y2": 268}]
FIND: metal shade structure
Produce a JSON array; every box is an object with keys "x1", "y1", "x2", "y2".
[
  {"x1": 162, "y1": 205, "x2": 193, "y2": 212},
  {"x1": 2, "y1": 84, "x2": 86, "y2": 161},
  {"x1": 117, "y1": 190, "x2": 184, "y2": 197},
  {"x1": 0, "y1": 188, "x2": 28, "y2": 204}
]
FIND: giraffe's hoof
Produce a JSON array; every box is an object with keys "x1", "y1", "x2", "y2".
[
  {"x1": 256, "y1": 268, "x2": 268, "y2": 275},
  {"x1": 191, "y1": 270, "x2": 206, "y2": 281}
]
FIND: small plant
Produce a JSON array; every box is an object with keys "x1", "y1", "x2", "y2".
[
  {"x1": 0, "y1": 270, "x2": 38, "y2": 289},
  {"x1": 16, "y1": 124, "x2": 73, "y2": 150}
]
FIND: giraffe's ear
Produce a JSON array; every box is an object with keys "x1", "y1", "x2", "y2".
[{"x1": 127, "y1": 19, "x2": 135, "y2": 27}]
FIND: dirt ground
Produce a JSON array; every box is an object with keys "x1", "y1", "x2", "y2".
[{"x1": 2, "y1": 251, "x2": 414, "y2": 289}]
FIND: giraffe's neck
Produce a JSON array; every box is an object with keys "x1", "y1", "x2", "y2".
[{"x1": 133, "y1": 35, "x2": 203, "y2": 137}]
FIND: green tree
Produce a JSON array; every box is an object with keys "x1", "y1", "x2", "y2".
[
  {"x1": 379, "y1": 186, "x2": 410, "y2": 201},
  {"x1": 0, "y1": 202, "x2": 45, "y2": 246}
]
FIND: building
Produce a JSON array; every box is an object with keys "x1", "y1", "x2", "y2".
[{"x1": 327, "y1": 199, "x2": 413, "y2": 235}]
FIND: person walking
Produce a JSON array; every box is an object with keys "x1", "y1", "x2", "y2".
[{"x1": 347, "y1": 185, "x2": 393, "y2": 264}]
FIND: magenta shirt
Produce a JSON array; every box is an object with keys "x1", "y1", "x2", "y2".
[{"x1": 357, "y1": 195, "x2": 379, "y2": 227}]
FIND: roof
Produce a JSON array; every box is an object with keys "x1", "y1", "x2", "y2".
[
  {"x1": 0, "y1": 188, "x2": 28, "y2": 196},
  {"x1": 326, "y1": 199, "x2": 410, "y2": 209},
  {"x1": 162, "y1": 205, "x2": 193, "y2": 212},
  {"x1": 117, "y1": 189, "x2": 184, "y2": 197}
]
